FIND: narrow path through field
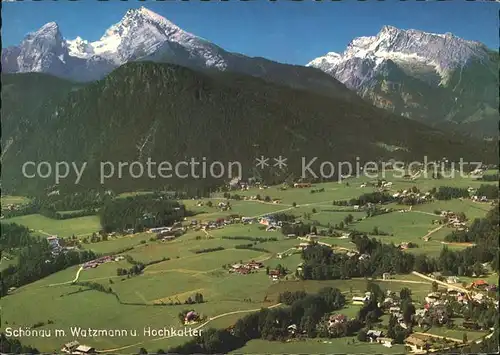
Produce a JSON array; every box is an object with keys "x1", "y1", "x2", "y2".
[
  {"x1": 47, "y1": 266, "x2": 83, "y2": 287},
  {"x1": 249, "y1": 199, "x2": 336, "y2": 219},
  {"x1": 411, "y1": 271, "x2": 469, "y2": 294},
  {"x1": 375, "y1": 279, "x2": 430, "y2": 285},
  {"x1": 410, "y1": 210, "x2": 439, "y2": 217},
  {"x1": 420, "y1": 224, "x2": 444, "y2": 241},
  {"x1": 98, "y1": 303, "x2": 282, "y2": 353},
  {"x1": 412, "y1": 331, "x2": 462, "y2": 343}
]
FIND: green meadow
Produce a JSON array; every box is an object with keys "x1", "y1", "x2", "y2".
[
  {"x1": 1, "y1": 173, "x2": 495, "y2": 352},
  {"x1": 1, "y1": 214, "x2": 101, "y2": 237}
]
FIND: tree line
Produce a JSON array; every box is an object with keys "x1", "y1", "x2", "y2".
[
  {"x1": 301, "y1": 236, "x2": 415, "y2": 280},
  {"x1": 0, "y1": 333, "x2": 39, "y2": 354},
  {"x1": 0, "y1": 224, "x2": 96, "y2": 297},
  {"x1": 99, "y1": 195, "x2": 186, "y2": 232},
  {"x1": 166, "y1": 287, "x2": 345, "y2": 354}
]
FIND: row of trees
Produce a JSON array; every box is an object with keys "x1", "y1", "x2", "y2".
[
  {"x1": 434, "y1": 186, "x2": 470, "y2": 200},
  {"x1": 166, "y1": 287, "x2": 346, "y2": 354},
  {"x1": 302, "y1": 204, "x2": 499, "y2": 281},
  {"x1": 0, "y1": 333, "x2": 39, "y2": 354},
  {"x1": 333, "y1": 191, "x2": 395, "y2": 207},
  {"x1": 281, "y1": 222, "x2": 313, "y2": 237},
  {"x1": 0, "y1": 223, "x2": 35, "y2": 250},
  {"x1": 475, "y1": 184, "x2": 499, "y2": 199},
  {"x1": 1, "y1": 190, "x2": 112, "y2": 219},
  {"x1": 444, "y1": 206, "x2": 498, "y2": 243},
  {"x1": 1, "y1": 225, "x2": 97, "y2": 297},
  {"x1": 301, "y1": 238, "x2": 415, "y2": 280},
  {"x1": 99, "y1": 195, "x2": 186, "y2": 232},
  {"x1": 38, "y1": 207, "x2": 96, "y2": 220}
]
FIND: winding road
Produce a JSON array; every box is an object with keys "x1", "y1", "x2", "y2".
[{"x1": 98, "y1": 303, "x2": 282, "y2": 353}]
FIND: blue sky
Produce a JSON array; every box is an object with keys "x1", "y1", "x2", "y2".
[{"x1": 2, "y1": 0, "x2": 498, "y2": 65}]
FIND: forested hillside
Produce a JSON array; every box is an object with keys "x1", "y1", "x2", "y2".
[{"x1": 2, "y1": 63, "x2": 496, "y2": 195}]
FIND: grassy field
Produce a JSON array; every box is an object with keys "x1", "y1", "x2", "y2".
[
  {"x1": 412, "y1": 199, "x2": 493, "y2": 221},
  {"x1": 233, "y1": 338, "x2": 406, "y2": 354},
  {"x1": 1, "y1": 214, "x2": 101, "y2": 237},
  {"x1": 1, "y1": 195, "x2": 31, "y2": 208},
  {"x1": 0, "y1": 252, "x2": 17, "y2": 271},
  {"x1": 1, "y1": 174, "x2": 496, "y2": 353}
]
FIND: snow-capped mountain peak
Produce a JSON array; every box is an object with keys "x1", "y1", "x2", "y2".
[
  {"x1": 2, "y1": 6, "x2": 228, "y2": 80},
  {"x1": 66, "y1": 36, "x2": 94, "y2": 59},
  {"x1": 308, "y1": 25, "x2": 491, "y2": 88},
  {"x1": 307, "y1": 25, "x2": 497, "y2": 134},
  {"x1": 15, "y1": 20, "x2": 67, "y2": 73},
  {"x1": 88, "y1": 6, "x2": 212, "y2": 65},
  {"x1": 35, "y1": 21, "x2": 60, "y2": 34}
]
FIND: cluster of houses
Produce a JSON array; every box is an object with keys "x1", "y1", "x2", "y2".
[
  {"x1": 150, "y1": 224, "x2": 185, "y2": 241},
  {"x1": 1, "y1": 203, "x2": 22, "y2": 212},
  {"x1": 242, "y1": 195, "x2": 281, "y2": 204},
  {"x1": 83, "y1": 255, "x2": 124, "y2": 269},
  {"x1": 61, "y1": 341, "x2": 95, "y2": 354},
  {"x1": 268, "y1": 268, "x2": 285, "y2": 281},
  {"x1": 46, "y1": 236, "x2": 62, "y2": 253},
  {"x1": 45, "y1": 236, "x2": 79, "y2": 257},
  {"x1": 352, "y1": 291, "x2": 372, "y2": 305},
  {"x1": 392, "y1": 190, "x2": 432, "y2": 204},
  {"x1": 296, "y1": 235, "x2": 320, "y2": 251},
  {"x1": 398, "y1": 242, "x2": 416, "y2": 250},
  {"x1": 467, "y1": 279, "x2": 497, "y2": 293},
  {"x1": 439, "y1": 211, "x2": 468, "y2": 230},
  {"x1": 227, "y1": 178, "x2": 269, "y2": 191},
  {"x1": 346, "y1": 250, "x2": 371, "y2": 261},
  {"x1": 228, "y1": 261, "x2": 264, "y2": 275},
  {"x1": 466, "y1": 186, "x2": 489, "y2": 203},
  {"x1": 470, "y1": 195, "x2": 489, "y2": 202},
  {"x1": 293, "y1": 182, "x2": 312, "y2": 188}
]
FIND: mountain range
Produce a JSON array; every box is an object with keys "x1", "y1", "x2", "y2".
[
  {"x1": 1, "y1": 7, "x2": 358, "y2": 103},
  {"x1": 2, "y1": 7, "x2": 498, "y2": 136},
  {"x1": 308, "y1": 26, "x2": 499, "y2": 136},
  {"x1": 1, "y1": 7, "x2": 498, "y2": 194}
]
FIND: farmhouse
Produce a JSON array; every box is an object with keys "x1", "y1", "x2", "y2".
[
  {"x1": 328, "y1": 314, "x2": 347, "y2": 327},
  {"x1": 149, "y1": 226, "x2": 172, "y2": 233},
  {"x1": 358, "y1": 253, "x2": 370, "y2": 261},
  {"x1": 352, "y1": 293, "x2": 371, "y2": 305},
  {"x1": 73, "y1": 345, "x2": 96, "y2": 354},
  {"x1": 287, "y1": 324, "x2": 297, "y2": 335},
  {"x1": 296, "y1": 242, "x2": 311, "y2": 250},
  {"x1": 389, "y1": 306, "x2": 401, "y2": 314},
  {"x1": 470, "y1": 279, "x2": 488, "y2": 289},
  {"x1": 377, "y1": 337, "x2": 394, "y2": 347},
  {"x1": 241, "y1": 217, "x2": 256, "y2": 224},
  {"x1": 61, "y1": 341, "x2": 80, "y2": 353},
  {"x1": 425, "y1": 292, "x2": 441, "y2": 304},
  {"x1": 446, "y1": 276, "x2": 460, "y2": 284},
  {"x1": 366, "y1": 330, "x2": 383, "y2": 342},
  {"x1": 404, "y1": 335, "x2": 427, "y2": 353},
  {"x1": 46, "y1": 236, "x2": 61, "y2": 249}
]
